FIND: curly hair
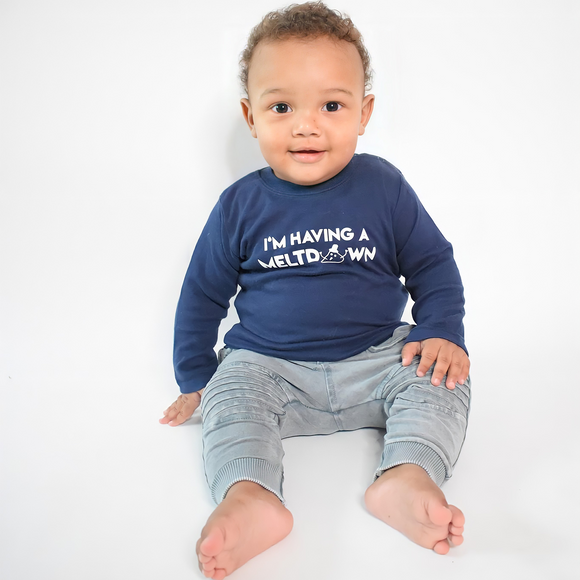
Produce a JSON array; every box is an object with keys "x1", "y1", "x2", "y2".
[{"x1": 240, "y1": 2, "x2": 373, "y2": 94}]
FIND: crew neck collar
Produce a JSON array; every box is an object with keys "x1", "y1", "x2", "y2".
[{"x1": 258, "y1": 154, "x2": 359, "y2": 195}]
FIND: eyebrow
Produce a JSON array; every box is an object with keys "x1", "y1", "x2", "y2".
[
  {"x1": 259, "y1": 87, "x2": 354, "y2": 99},
  {"x1": 322, "y1": 88, "x2": 354, "y2": 96},
  {"x1": 259, "y1": 88, "x2": 287, "y2": 98}
]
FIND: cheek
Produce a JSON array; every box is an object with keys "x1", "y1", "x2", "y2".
[
  {"x1": 256, "y1": 136, "x2": 283, "y2": 165},
  {"x1": 336, "y1": 131, "x2": 359, "y2": 153},
  {"x1": 259, "y1": 129, "x2": 284, "y2": 153}
]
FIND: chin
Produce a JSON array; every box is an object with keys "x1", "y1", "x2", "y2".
[
  {"x1": 273, "y1": 172, "x2": 320, "y2": 186},
  {"x1": 290, "y1": 168, "x2": 334, "y2": 186}
]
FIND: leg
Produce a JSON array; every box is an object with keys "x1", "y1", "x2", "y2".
[
  {"x1": 365, "y1": 360, "x2": 470, "y2": 553},
  {"x1": 197, "y1": 358, "x2": 294, "y2": 578}
]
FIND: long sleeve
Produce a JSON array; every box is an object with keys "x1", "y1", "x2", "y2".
[
  {"x1": 173, "y1": 202, "x2": 240, "y2": 393},
  {"x1": 393, "y1": 176, "x2": 467, "y2": 353}
]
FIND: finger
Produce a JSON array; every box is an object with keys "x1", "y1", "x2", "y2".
[
  {"x1": 416, "y1": 346, "x2": 438, "y2": 377},
  {"x1": 447, "y1": 354, "x2": 470, "y2": 388},
  {"x1": 159, "y1": 409, "x2": 180, "y2": 424},
  {"x1": 430, "y1": 350, "x2": 451, "y2": 386},
  {"x1": 161, "y1": 406, "x2": 178, "y2": 420},
  {"x1": 401, "y1": 342, "x2": 420, "y2": 366},
  {"x1": 458, "y1": 359, "x2": 471, "y2": 385},
  {"x1": 168, "y1": 410, "x2": 190, "y2": 426},
  {"x1": 159, "y1": 406, "x2": 177, "y2": 424},
  {"x1": 444, "y1": 357, "x2": 464, "y2": 390},
  {"x1": 161, "y1": 402, "x2": 177, "y2": 416},
  {"x1": 159, "y1": 397, "x2": 184, "y2": 424}
]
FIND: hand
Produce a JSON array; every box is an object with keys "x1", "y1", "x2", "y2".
[
  {"x1": 159, "y1": 390, "x2": 204, "y2": 426},
  {"x1": 401, "y1": 338, "x2": 470, "y2": 390}
]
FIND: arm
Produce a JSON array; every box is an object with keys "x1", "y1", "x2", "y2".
[
  {"x1": 161, "y1": 201, "x2": 239, "y2": 424},
  {"x1": 393, "y1": 176, "x2": 469, "y2": 388},
  {"x1": 173, "y1": 201, "x2": 239, "y2": 393}
]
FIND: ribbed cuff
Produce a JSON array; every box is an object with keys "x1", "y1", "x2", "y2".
[
  {"x1": 211, "y1": 457, "x2": 285, "y2": 505},
  {"x1": 374, "y1": 441, "x2": 447, "y2": 486}
]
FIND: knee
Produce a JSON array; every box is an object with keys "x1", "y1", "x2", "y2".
[
  {"x1": 202, "y1": 362, "x2": 288, "y2": 424},
  {"x1": 392, "y1": 381, "x2": 470, "y2": 421}
]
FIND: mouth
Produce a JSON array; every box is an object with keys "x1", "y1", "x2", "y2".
[{"x1": 289, "y1": 149, "x2": 325, "y2": 162}]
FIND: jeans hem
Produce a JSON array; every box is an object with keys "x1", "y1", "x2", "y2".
[
  {"x1": 374, "y1": 441, "x2": 447, "y2": 487},
  {"x1": 211, "y1": 457, "x2": 285, "y2": 505}
]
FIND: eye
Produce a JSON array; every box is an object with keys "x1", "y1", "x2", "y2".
[
  {"x1": 323, "y1": 101, "x2": 342, "y2": 112},
  {"x1": 271, "y1": 103, "x2": 292, "y2": 114}
]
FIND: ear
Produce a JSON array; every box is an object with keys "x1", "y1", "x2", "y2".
[
  {"x1": 358, "y1": 94, "x2": 375, "y2": 136},
  {"x1": 240, "y1": 98, "x2": 258, "y2": 138}
]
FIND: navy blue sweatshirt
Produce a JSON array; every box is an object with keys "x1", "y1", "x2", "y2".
[{"x1": 174, "y1": 154, "x2": 466, "y2": 393}]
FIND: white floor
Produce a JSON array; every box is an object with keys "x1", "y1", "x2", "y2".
[
  {"x1": 1, "y1": 274, "x2": 579, "y2": 580},
  {"x1": 2, "y1": 323, "x2": 579, "y2": 580},
  {"x1": 2, "y1": 1, "x2": 580, "y2": 579}
]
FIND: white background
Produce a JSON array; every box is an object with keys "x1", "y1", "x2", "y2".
[{"x1": 1, "y1": 1, "x2": 579, "y2": 579}]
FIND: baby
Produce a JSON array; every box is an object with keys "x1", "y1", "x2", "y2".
[{"x1": 160, "y1": 3, "x2": 471, "y2": 578}]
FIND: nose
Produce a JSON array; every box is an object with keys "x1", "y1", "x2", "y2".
[{"x1": 292, "y1": 110, "x2": 321, "y2": 137}]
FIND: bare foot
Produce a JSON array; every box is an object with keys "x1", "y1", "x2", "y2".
[
  {"x1": 364, "y1": 463, "x2": 464, "y2": 554},
  {"x1": 196, "y1": 481, "x2": 294, "y2": 579}
]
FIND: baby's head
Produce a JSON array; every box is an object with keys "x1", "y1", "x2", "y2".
[
  {"x1": 239, "y1": 2, "x2": 375, "y2": 186},
  {"x1": 240, "y1": 2, "x2": 373, "y2": 96}
]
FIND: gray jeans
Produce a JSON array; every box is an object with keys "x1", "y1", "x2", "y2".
[{"x1": 200, "y1": 325, "x2": 471, "y2": 504}]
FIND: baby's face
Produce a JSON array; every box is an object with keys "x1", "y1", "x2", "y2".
[{"x1": 241, "y1": 36, "x2": 374, "y2": 186}]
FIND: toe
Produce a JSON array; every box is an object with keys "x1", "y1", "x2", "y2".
[
  {"x1": 426, "y1": 501, "x2": 453, "y2": 528},
  {"x1": 449, "y1": 524, "x2": 464, "y2": 536},
  {"x1": 433, "y1": 538, "x2": 450, "y2": 555},
  {"x1": 202, "y1": 558, "x2": 216, "y2": 572},
  {"x1": 449, "y1": 533, "x2": 464, "y2": 547},
  {"x1": 200, "y1": 529, "x2": 225, "y2": 558},
  {"x1": 448, "y1": 504, "x2": 465, "y2": 528}
]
